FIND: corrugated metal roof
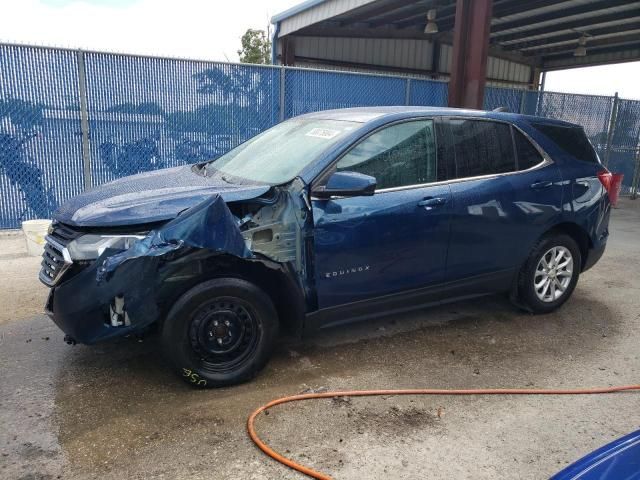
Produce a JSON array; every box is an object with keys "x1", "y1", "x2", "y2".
[
  {"x1": 545, "y1": 44, "x2": 640, "y2": 70},
  {"x1": 520, "y1": 29, "x2": 640, "y2": 52},
  {"x1": 295, "y1": 36, "x2": 435, "y2": 71},
  {"x1": 276, "y1": 0, "x2": 378, "y2": 37},
  {"x1": 271, "y1": 0, "x2": 328, "y2": 23},
  {"x1": 492, "y1": 2, "x2": 638, "y2": 37},
  {"x1": 273, "y1": 0, "x2": 640, "y2": 73},
  {"x1": 499, "y1": 16, "x2": 640, "y2": 46},
  {"x1": 491, "y1": 0, "x2": 592, "y2": 24}
]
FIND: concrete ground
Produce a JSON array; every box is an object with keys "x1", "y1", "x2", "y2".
[
  {"x1": 0, "y1": 231, "x2": 49, "y2": 325},
  {"x1": 1, "y1": 199, "x2": 639, "y2": 480}
]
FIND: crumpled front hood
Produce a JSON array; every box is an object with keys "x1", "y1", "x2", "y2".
[{"x1": 54, "y1": 165, "x2": 271, "y2": 227}]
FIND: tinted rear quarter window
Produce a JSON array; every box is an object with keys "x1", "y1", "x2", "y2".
[
  {"x1": 533, "y1": 123, "x2": 599, "y2": 164},
  {"x1": 449, "y1": 119, "x2": 515, "y2": 178}
]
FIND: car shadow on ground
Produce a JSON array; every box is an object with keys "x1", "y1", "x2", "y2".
[
  {"x1": 55, "y1": 291, "x2": 618, "y2": 386},
  {"x1": 48, "y1": 288, "x2": 621, "y2": 475}
]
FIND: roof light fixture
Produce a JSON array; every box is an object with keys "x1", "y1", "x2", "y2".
[
  {"x1": 424, "y1": 9, "x2": 438, "y2": 34},
  {"x1": 574, "y1": 35, "x2": 587, "y2": 57}
]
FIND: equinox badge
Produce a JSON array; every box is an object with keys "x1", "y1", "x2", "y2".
[{"x1": 324, "y1": 265, "x2": 370, "y2": 279}]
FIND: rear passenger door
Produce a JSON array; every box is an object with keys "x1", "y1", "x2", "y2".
[
  {"x1": 507, "y1": 127, "x2": 564, "y2": 263},
  {"x1": 442, "y1": 117, "x2": 562, "y2": 285}
]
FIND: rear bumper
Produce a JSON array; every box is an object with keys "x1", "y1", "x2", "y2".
[
  {"x1": 582, "y1": 242, "x2": 606, "y2": 272},
  {"x1": 582, "y1": 197, "x2": 610, "y2": 273}
]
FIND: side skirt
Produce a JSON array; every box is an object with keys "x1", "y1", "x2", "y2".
[{"x1": 304, "y1": 269, "x2": 516, "y2": 333}]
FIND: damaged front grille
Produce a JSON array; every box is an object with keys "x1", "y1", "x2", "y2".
[{"x1": 39, "y1": 224, "x2": 81, "y2": 286}]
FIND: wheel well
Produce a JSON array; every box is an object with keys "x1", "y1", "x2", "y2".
[
  {"x1": 213, "y1": 258, "x2": 306, "y2": 337},
  {"x1": 545, "y1": 222, "x2": 592, "y2": 269},
  {"x1": 158, "y1": 252, "x2": 306, "y2": 337}
]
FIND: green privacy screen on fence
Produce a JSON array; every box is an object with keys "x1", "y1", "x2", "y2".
[{"x1": 1, "y1": 43, "x2": 639, "y2": 229}]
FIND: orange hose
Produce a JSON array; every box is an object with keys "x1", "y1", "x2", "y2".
[{"x1": 247, "y1": 384, "x2": 640, "y2": 480}]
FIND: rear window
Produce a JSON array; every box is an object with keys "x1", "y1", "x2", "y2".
[
  {"x1": 532, "y1": 123, "x2": 600, "y2": 164},
  {"x1": 449, "y1": 119, "x2": 516, "y2": 178}
]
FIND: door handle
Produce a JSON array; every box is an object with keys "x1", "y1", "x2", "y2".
[
  {"x1": 530, "y1": 180, "x2": 553, "y2": 190},
  {"x1": 418, "y1": 197, "x2": 447, "y2": 208}
]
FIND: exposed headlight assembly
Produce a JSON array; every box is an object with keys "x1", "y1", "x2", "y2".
[{"x1": 67, "y1": 234, "x2": 145, "y2": 260}]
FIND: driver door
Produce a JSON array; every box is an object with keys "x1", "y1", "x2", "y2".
[{"x1": 311, "y1": 119, "x2": 452, "y2": 310}]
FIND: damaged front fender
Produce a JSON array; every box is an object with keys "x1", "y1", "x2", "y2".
[
  {"x1": 97, "y1": 195, "x2": 252, "y2": 282},
  {"x1": 48, "y1": 185, "x2": 312, "y2": 344}
]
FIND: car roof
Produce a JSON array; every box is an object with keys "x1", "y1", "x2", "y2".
[{"x1": 298, "y1": 106, "x2": 578, "y2": 128}]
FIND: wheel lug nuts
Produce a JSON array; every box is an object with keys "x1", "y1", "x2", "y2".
[
  {"x1": 217, "y1": 338, "x2": 223, "y2": 345},
  {"x1": 224, "y1": 320, "x2": 230, "y2": 326},
  {"x1": 213, "y1": 320, "x2": 219, "y2": 326}
]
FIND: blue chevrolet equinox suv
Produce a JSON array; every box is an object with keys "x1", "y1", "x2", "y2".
[{"x1": 41, "y1": 107, "x2": 611, "y2": 387}]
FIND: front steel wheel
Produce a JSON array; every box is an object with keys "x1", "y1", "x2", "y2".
[
  {"x1": 189, "y1": 298, "x2": 261, "y2": 375},
  {"x1": 162, "y1": 278, "x2": 278, "y2": 388}
]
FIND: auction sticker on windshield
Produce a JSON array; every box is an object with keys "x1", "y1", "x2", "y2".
[{"x1": 306, "y1": 128, "x2": 342, "y2": 139}]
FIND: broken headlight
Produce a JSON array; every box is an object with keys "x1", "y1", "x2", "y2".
[{"x1": 67, "y1": 234, "x2": 145, "y2": 260}]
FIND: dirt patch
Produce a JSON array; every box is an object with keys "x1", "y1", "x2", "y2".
[{"x1": 350, "y1": 404, "x2": 442, "y2": 437}]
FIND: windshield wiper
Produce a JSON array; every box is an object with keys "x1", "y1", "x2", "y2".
[{"x1": 192, "y1": 163, "x2": 208, "y2": 176}]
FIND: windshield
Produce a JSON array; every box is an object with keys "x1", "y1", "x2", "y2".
[{"x1": 203, "y1": 118, "x2": 359, "y2": 184}]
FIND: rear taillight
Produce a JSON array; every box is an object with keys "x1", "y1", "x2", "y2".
[{"x1": 597, "y1": 169, "x2": 613, "y2": 194}]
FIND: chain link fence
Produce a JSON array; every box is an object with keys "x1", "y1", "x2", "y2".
[
  {"x1": 283, "y1": 67, "x2": 408, "y2": 118},
  {"x1": 0, "y1": 45, "x2": 85, "y2": 226},
  {"x1": 1, "y1": 42, "x2": 640, "y2": 229}
]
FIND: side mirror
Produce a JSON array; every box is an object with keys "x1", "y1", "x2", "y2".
[{"x1": 312, "y1": 171, "x2": 377, "y2": 199}]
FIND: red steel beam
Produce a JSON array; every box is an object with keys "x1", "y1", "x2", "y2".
[{"x1": 448, "y1": 0, "x2": 494, "y2": 109}]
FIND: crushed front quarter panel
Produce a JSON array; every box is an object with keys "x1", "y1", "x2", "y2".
[
  {"x1": 97, "y1": 195, "x2": 252, "y2": 282},
  {"x1": 239, "y1": 178, "x2": 310, "y2": 277},
  {"x1": 48, "y1": 180, "x2": 313, "y2": 344}
]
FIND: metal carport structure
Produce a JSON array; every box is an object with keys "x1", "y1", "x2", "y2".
[{"x1": 271, "y1": 0, "x2": 640, "y2": 108}]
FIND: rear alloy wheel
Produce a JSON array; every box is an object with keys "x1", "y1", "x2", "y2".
[
  {"x1": 516, "y1": 233, "x2": 581, "y2": 314},
  {"x1": 533, "y1": 246, "x2": 574, "y2": 303},
  {"x1": 162, "y1": 278, "x2": 278, "y2": 388}
]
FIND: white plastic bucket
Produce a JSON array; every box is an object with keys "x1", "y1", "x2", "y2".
[{"x1": 22, "y1": 219, "x2": 52, "y2": 256}]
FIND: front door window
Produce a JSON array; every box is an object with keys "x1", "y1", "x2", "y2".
[{"x1": 336, "y1": 120, "x2": 437, "y2": 189}]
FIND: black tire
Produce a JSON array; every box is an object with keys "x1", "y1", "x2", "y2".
[
  {"x1": 162, "y1": 278, "x2": 278, "y2": 388},
  {"x1": 516, "y1": 233, "x2": 581, "y2": 314}
]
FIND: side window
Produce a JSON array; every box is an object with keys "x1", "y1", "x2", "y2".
[
  {"x1": 436, "y1": 120, "x2": 455, "y2": 181},
  {"x1": 513, "y1": 129, "x2": 544, "y2": 170},
  {"x1": 449, "y1": 119, "x2": 516, "y2": 178},
  {"x1": 336, "y1": 120, "x2": 437, "y2": 190}
]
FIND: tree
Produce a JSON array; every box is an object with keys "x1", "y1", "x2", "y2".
[
  {"x1": 238, "y1": 28, "x2": 271, "y2": 64},
  {"x1": 191, "y1": 65, "x2": 272, "y2": 141},
  {"x1": 0, "y1": 98, "x2": 43, "y2": 130}
]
